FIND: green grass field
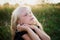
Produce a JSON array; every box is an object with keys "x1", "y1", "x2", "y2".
[{"x1": 0, "y1": 4, "x2": 60, "y2": 40}]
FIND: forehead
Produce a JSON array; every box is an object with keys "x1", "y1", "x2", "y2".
[{"x1": 20, "y1": 9, "x2": 30, "y2": 16}]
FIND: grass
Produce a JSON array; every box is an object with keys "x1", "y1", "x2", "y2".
[{"x1": 0, "y1": 4, "x2": 60, "y2": 40}]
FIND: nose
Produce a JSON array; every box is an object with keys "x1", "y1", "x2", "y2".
[
  {"x1": 29, "y1": 13, "x2": 32, "y2": 17},
  {"x1": 29, "y1": 15, "x2": 32, "y2": 17}
]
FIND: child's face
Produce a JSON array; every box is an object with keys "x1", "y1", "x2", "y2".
[{"x1": 18, "y1": 9, "x2": 35, "y2": 25}]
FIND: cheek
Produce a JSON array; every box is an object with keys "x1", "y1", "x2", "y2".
[
  {"x1": 24, "y1": 18, "x2": 31, "y2": 23},
  {"x1": 20, "y1": 17, "x2": 25, "y2": 22},
  {"x1": 20, "y1": 16, "x2": 31, "y2": 23}
]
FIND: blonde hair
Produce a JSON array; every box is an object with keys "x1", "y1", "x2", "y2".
[{"x1": 11, "y1": 6, "x2": 43, "y2": 40}]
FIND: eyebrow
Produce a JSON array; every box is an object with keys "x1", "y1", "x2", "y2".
[{"x1": 23, "y1": 11, "x2": 31, "y2": 16}]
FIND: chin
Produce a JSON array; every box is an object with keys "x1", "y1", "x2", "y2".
[
  {"x1": 28, "y1": 22, "x2": 36, "y2": 25},
  {"x1": 26, "y1": 21, "x2": 36, "y2": 25}
]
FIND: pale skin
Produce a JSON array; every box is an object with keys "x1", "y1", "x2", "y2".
[{"x1": 17, "y1": 9, "x2": 51, "y2": 40}]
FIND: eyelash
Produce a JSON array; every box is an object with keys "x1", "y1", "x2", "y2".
[{"x1": 24, "y1": 13, "x2": 27, "y2": 16}]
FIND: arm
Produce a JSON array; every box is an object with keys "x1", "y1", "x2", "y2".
[
  {"x1": 34, "y1": 18, "x2": 51, "y2": 40},
  {"x1": 17, "y1": 24, "x2": 41, "y2": 40},
  {"x1": 22, "y1": 34, "x2": 31, "y2": 40},
  {"x1": 30, "y1": 25, "x2": 51, "y2": 40},
  {"x1": 26, "y1": 27, "x2": 41, "y2": 40}
]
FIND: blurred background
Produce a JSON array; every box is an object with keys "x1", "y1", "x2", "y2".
[{"x1": 0, "y1": 0, "x2": 60, "y2": 40}]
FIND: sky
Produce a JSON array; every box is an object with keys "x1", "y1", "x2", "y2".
[{"x1": 0, "y1": 0, "x2": 60, "y2": 5}]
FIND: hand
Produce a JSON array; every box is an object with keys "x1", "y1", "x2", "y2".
[
  {"x1": 28, "y1": 25, "x2": 37, "y2": 30},
  {"x1": 17, "y1": 24, "x2": 30, "y2": 31}
]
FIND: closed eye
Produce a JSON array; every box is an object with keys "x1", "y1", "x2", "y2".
[{"x1": 24, "y1": 13, "x2": 28, "y2": 16}]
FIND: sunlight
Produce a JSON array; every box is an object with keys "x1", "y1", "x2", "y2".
[
  {"x1": 0, "y1": 0, "x2": 60, "y2": 5},
  {"x1": 0, "y1": 0, "x2": 39, "y2": 5},
  {"x1": 19, "y1": 0, "x2": 39, "y2": 5}
]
